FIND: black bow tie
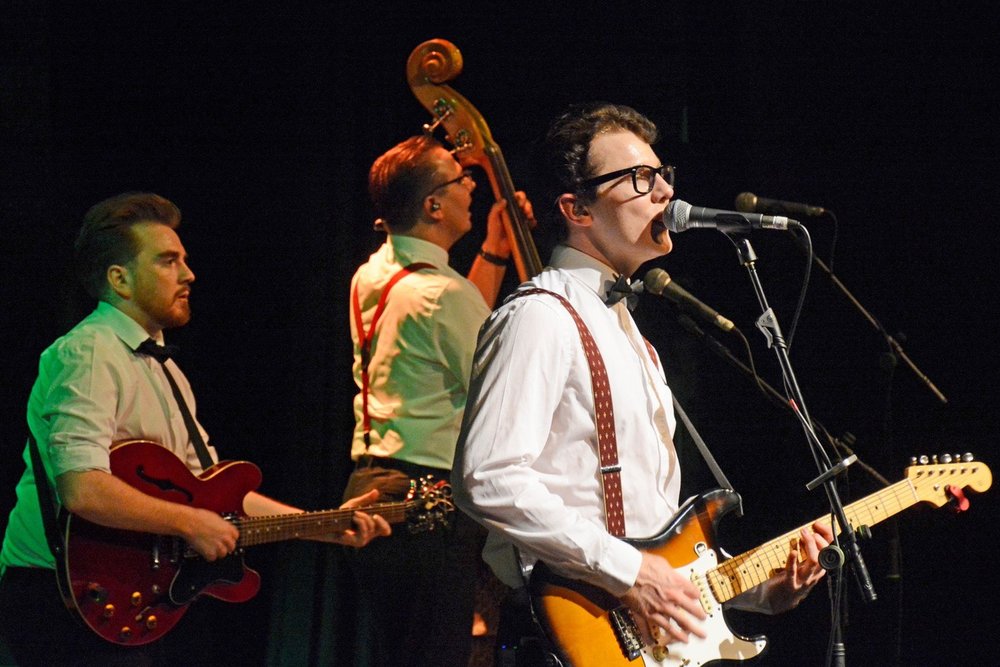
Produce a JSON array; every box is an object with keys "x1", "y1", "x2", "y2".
[
  {"x1": 135, "y1": 339, "x2": 179, "y2": 364},
  {"x1": 604, "y1": 275, "x2": 644, "y2": 311}
]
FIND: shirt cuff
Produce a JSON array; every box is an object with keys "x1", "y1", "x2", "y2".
[{"x1": 598, "y1": 538, "x2": 645, "y2": 598}]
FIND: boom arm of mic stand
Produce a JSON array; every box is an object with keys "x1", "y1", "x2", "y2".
[
  {"x1": 674, "y1": 313, "x2": 891, "y2": 487},
  {"x1": 807, "y1": 245, "x2": 947, "y2": 404}
]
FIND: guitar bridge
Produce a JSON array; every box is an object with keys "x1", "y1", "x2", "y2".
[{"x1": 609, "y1": 606, "x2": 643, "y2": 660}]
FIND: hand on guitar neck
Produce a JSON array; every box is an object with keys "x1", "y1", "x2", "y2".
[
  {"x1": 308, "y1": 488, "x2": 392, "y2": 548},
  {"x1": 757, "y1": 521, "x2": 834, "y2": 613}
]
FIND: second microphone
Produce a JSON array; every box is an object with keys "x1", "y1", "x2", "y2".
[{"x1": 644, "y1": 268, "x2": 735, "y2": 333}]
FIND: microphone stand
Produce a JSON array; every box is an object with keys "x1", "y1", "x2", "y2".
[{"x1": 730, "y1": 233, "x2": 876, "y2": 667}]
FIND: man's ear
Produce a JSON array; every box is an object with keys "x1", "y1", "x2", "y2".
[
  {"x1": 106, "y1": 264, "x2": 131, "y2": 299},
  {"x1": 424, "y1": 197, "x2": 443, "y2": 220},
  {"x1": 558, "y1": 194, "x2": 591, "y2": 227}
]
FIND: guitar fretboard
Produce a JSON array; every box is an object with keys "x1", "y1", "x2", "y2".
[
  {"x1": 233, "y1": 500, "x2": 415, "y2": 547},
  {"x1": 706, "y1": 477, "x2": 919, "y2": 602}
]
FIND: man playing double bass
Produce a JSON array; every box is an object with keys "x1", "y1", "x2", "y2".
[{"x1": 343, "y1": 134, "x2": 534, "y2": 666}]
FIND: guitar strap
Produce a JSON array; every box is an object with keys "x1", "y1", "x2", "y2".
[
  {"x1": 26, "y1": 433, "x2": 76, "y2": 610},
  {"x1": 640, "y1": 337, "x2": 740, "y2": 509},
  {"x1": 670, "y1": 396, "x2": 742, "y2": 515},
  {"x1": 351, "y1": 262, "x2": 436, "y2": 451}
]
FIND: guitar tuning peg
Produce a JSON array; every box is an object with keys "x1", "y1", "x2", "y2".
[
  {"x1": 961, "y1": 452, "x2": 974, "y2": 462},
  {"x1": 946, "y1": 484, "x2": 970, "y2": 513},
  {"x1": 918, "y1": 455, "x2": 930, "y2": 465},
  {"x1": 939, "y1": 453, "x2": 953, "y2": 464}
]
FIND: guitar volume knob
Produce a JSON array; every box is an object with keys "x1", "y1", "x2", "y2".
[{"x1": 86, "y1": 583, "x2": 107, "y2": 603}]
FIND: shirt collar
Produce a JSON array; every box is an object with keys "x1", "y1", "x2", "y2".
[
  {"x1": 387, "y1": 234, "x2": 450, "y2": 268},
  {"x1": 549, "y1": 244, "x2": 623, "y2": 299},
  {"x1": 95, "y1": 300, "x2": 166, "y2": 351}
]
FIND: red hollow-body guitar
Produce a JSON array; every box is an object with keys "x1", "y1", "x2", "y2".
[
  {"x1": 58, "y1": 439, "x2": 452, "y2": 645},
  {"x1": 530, "y1": 458, "x2": 991, "y2": 666}
]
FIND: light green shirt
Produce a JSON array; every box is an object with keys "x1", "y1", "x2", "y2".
[
  {"x1": 1, "y1": 301, "x2": 216, "y2": 571},
  {"x1": 349, "y1": 235, "x2": 490, "y2": 470}
]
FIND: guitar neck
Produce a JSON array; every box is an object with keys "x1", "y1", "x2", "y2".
[
  {"x1": 707, "y1": 478, "x2": 919, "y2": 602},
  {"x1": 234, "y1": 500, "x2": 414, "y2": 547}
]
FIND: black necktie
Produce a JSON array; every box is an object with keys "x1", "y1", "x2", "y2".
[
  {"x1": 604, "y1": 274, "x2": 644, "y2": 311},
  {"x1": 135, "y1": 338, "x2": 213, "y2": 470}
]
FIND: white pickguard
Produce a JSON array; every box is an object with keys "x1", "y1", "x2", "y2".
[{"x1": 640, "y1": 543, "x2": 767, "y2": 666}]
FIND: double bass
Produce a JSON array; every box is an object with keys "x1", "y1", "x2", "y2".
[{"x1": 406, "y1": 39, "x2": 542, "y2": 282}]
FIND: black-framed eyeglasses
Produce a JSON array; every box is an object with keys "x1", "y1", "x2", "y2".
[
  {"x1": 579, "y1": 164, "x2": 675, "y2": 195},
  {"x1": 423, "y1": 169, "x2": 474, "y2": 199}
]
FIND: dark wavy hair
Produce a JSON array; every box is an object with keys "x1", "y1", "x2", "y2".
[{"x1": 542, "y1": 103, "x2": 659, "y2": 237}]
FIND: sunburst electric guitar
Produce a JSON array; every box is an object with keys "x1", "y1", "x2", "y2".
[
  {"x1": 530, "y1": 458, "x2": 991, "y2": 666},
  {"x1": 58, "y1": 439, "x2": 453, "y2": 645}
]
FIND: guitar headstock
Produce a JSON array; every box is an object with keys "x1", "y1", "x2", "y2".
[
  {"x1": 906, "y1": 454, "x2": 992, "y2": 507},
  {"x1": 405, "y1": 475, "x2": 455, "y2": 533}
]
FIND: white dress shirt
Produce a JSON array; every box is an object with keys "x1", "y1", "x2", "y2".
[
  {"x1": 349, "y1": 234, "x2": 490, "y2": 470},
  {"x1": 453, "y1": 245, "x2": 681, "y2": 596},
  {"x1": 1, "y1": 301, "x2": 216, "y2": 570}
]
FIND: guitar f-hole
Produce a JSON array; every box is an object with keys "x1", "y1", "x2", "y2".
[{"x1": 135, "y1": 465, "x2": 194, "y2": 503}]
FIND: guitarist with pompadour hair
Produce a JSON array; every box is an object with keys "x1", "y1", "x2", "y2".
[
  {"x1": 0, "y1": 192, "x2": 391, "y2": 667},
  {"x1": 452, "y1": 103, "x2": 834, "y2": 666}
]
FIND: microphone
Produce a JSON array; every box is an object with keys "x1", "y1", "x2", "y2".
[
  {"x1": 665, "y1": 199, "x2": 795, "y2": 233},
  {"x1": 735, "y1": 192, "x2": 827, "y2": 217},
  {"x1": 644, "y1": 268, "x2": 735, "y2": 332}
]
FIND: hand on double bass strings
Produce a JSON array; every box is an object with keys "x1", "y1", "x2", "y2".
[
  {"x1": 482, "y1": 191, "x2": 537, "y2": 261},
  {"x1": 472, "y1": 191, "x2": 536, "y2": 306},
  {"x1": 621, "y1": 551, "x2": 709, "y2": 646}
]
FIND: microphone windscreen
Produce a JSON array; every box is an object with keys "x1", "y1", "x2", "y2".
[
  {"x1": 643, "y1": 268, "x2": 671, "y2": 296},
  {"x1": 734, "y1": 192, "x2": 757, "y2": 212}
]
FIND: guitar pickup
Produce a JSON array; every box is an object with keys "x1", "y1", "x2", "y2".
[{"x1": 691, "y1": 572, "x2": 714, "y2": 615}]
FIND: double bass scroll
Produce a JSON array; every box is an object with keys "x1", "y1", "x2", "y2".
[{"x1": 406, "y1": 38, "x2": 543, "y2": 282}]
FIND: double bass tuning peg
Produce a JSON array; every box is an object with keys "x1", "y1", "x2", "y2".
[{"x1": 421, "y1": 101, "x2": 454, "y2": 136}]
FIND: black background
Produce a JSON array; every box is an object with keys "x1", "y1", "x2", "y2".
[{"x1": 2, "y1": 2, "x2": 998, "y2": 665}]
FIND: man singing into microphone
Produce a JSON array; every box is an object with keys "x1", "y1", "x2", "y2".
[{"x1": 452, "y1": 102, "x2": 834, "y2": 664}]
